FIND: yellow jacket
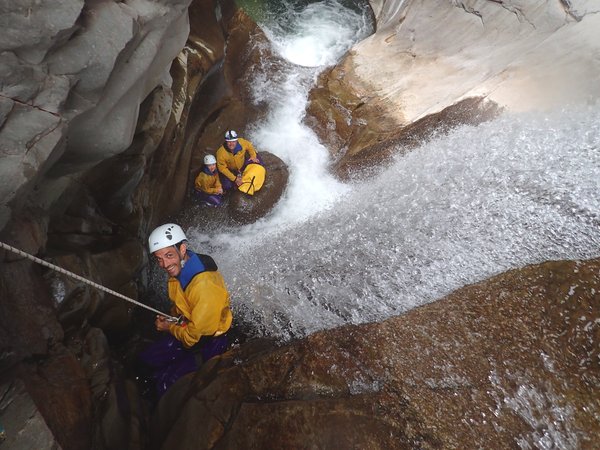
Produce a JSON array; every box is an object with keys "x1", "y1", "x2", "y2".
[
  {"x1": 194, "y1": 168, "x2": 222, "y2": 194},
  {"x1": 216, "y1": 138, "x2": 258, "y2": 181},
  {"x1": 167, "y1": 255, "x2": 232, "y2": 348}
]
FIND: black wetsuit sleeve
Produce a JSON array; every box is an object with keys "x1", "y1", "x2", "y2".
[{"x1": 198, "y1": 254, "x2": 218, "y2": 271}]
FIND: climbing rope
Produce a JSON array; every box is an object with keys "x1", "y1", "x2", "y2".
[{"x1": 0, "y1": 240, "x2": 179, "y2": 322}]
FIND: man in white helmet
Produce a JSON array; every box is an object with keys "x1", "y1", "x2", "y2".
[
  {"x1": 138, "y1": 223, "x2": 232, "y2": 397},
  {"x1": 216, "y1": 129, "x2": 262, "y2": 190},
  {"x1": 194, "y1": 154, "x2": 223, "y2": 206}
]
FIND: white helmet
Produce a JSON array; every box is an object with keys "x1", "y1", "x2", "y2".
[
  {"x1": 224, "y1": 130, "x2": 238, "y2": 141},
  {"x1": 148, "y1": 223, "x2": 187, "y2": 253},
  {"x1": 204, "y1": 154, "x2": 217, "y2": 165}
]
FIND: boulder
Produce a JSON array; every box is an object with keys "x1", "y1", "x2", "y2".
[
  {"x1": 180, "y1": 150, "x2": 288, "y2": 230},
  {"x1": 228, "y1": 151, "x2": 289, "y2": 225},
  {"x1": 151, "y1": 257, "x2": 600, "y2": 449}
]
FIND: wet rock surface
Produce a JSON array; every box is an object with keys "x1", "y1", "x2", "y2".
[
  {"x1": 151, "y1": 258, "x2": 600, "y2": 449},
  {"x1": 306, "y1": 0, "x2": 600, "y2": 179},
  {"x1": 227, "y1": 152, "x2": 289, "y2": 225},
  {"x1": 317, "y1": 96, "x2": 501, "y2": 180},
  {"x1": 0, "y1": 378, "x2": 60, "y2": 450}
]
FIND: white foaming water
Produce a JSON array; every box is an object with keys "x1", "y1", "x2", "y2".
[
  {"x1": 191, "y1": 106, "x2": 600, "y2": 340},
  {"x1": 185, "y1": 2, "x2": 600, "y2": 340},
  {"x1": 267, "y1": 2, "x2": 369, "y2": 67},
  {"x1": 188, "y1": 1, "x2": 371, "y2": 253}
]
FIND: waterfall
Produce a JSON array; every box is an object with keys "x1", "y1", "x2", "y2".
[{"x1": 187, "y1": 1, "x2": 600, "y2": 340}]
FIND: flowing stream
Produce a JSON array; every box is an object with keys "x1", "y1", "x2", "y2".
[{"x1": 186, "y1": 0, "x2": 600, "y2": 340}]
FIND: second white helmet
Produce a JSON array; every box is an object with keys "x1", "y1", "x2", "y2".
[
  {"x1": 224, "y1": 130, "x2": 238, "y2": 141},
  {"x1": 148, "y1": 223, "x2": 187, "y2": 253},
  {"x1": 204, "y1": 154, "x2": 217, "y2": 165}
]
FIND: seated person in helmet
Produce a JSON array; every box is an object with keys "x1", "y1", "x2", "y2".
[
  {"x1": 194, "y1": 154, "x2": 223, "y2": 206},
  {"x1": 138, "y1": 223, "x2": 232, "y2": 398},
  {"x1": 216, "y1": 130, "x2": 263, "y2": 190}
]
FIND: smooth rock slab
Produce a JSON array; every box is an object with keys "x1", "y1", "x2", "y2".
[{"x1": 306, "y1": 0, "x2": 600, "y2": 177}]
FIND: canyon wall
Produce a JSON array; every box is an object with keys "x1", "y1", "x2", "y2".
[
  {"x1": 1, "y1": 0, "x2": 282, "y2": 445},
  {"x1": 0, "y1": 0, "x2": 193, "y2": 232},
  {"x1": 0, "y1": 1, "x2": 229, "y2": 447}
]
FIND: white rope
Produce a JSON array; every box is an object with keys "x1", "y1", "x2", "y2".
[{"x1": 0, "y1": 240, "x2": 178, "y2": 322}]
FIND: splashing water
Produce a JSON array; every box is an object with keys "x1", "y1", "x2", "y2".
[
  {"x1": 265, "y1": 1, "x2": 370, "y2": 67},
  {"x1": 188, "y1": 1, "x2": 372, "y2": 252},
  {"x1": 186, "y1": 2, "x2": 600, "y2": 340}
]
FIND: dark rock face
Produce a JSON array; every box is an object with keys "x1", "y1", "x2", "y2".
[
  {"x1": 0, "y1": 378, "x2": 61, "y2": 449},
  {"x1": 151, "y1": 258, "x2": 600, "y2": 449},
  {"x1": 20, "y1": 349, "x2": 94, "y2": 450}
]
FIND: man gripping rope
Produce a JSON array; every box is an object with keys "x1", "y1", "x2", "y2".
[{"x1": 138, "y1": 223, "x2": 232, "y2": 397}]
